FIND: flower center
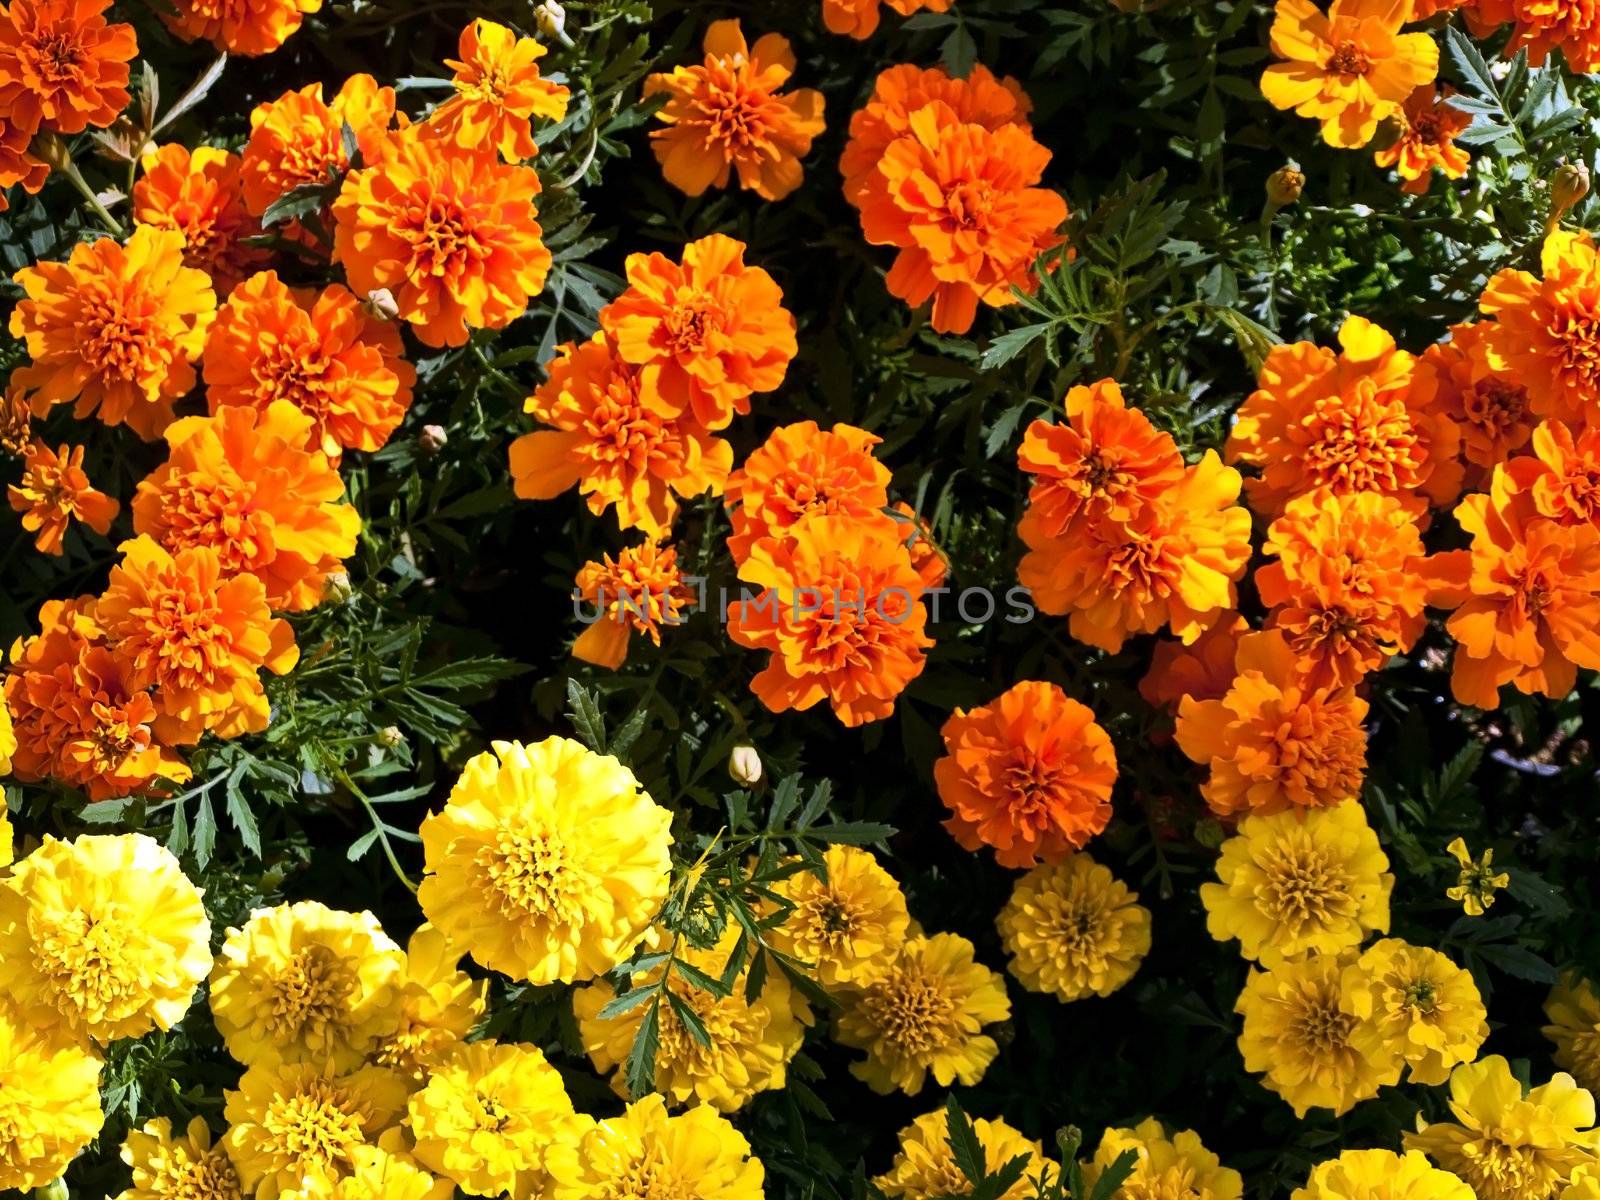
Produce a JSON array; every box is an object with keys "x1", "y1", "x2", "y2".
[
  {"x1": 662, "y1": 297, "x2": 723, "y2": 352},
  {"x1": 260, "y1": 1086, "x2": 366, "y2": 1176},
  {"x1": 82, "y1": 298, "x2": 159, "y2": 384},
  {"x1": 1303, "y1": 393, "x2": 1422, "y2": 493},
  {"x1": 1289, "y1": 993, "x2": 1357, "y2": 1055},
  {"x1": 862, "y1": 967, "x2": 958, "y2": 1056},
  {"x1": 605, "y1": 1146, "x2": 698, "y2": 1200},
  {"x1": 1552, "y1": 309, "x2": 1600, "y2": 388},
  {"x1": 946, "y1": 180, "x2": 997, "y2": 231},
  {"x1": 31, "y1": 908, "x2": 144, "y2": 1018},
  {"x1": 267, "y1": 947, "x2": 356, "y2": 1043},
  {"x1": 407, "y1": 196, "x2": 486, "y2": 280},
  {"x1": 25, "y1": 32, "x2": 84, "y2": 85},
  {"x1": 1326, "y1": 41, "x2": 1373, "y2": 76},
  {"x1": 478, "y1": 827, "x2": 585, "y2": 922},
  {"x1": 1256, "y1": 840, "x2": 1355, "y2": 934},
  {"x1": 1463, "y1": 379, "x2": 1529, "y2": 434}
]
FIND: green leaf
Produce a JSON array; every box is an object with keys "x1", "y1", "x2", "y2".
[
  {"x1": 623, "y1": 998, "x2": 660, "y2": 1100},
  {"x1": 1445, "y1": 25, "x2": 1499, "y2": 101},
  {"x1": 814, "y1": 821, "x2": 896, "y2": 846},
  {"x1": 1087, "y1": 1149, "x2": 1141, "y2": 1200},
  {"x1": 944, "y1": 1096, "x2": 986, "y2": 1184},
  {"x1": 565, "y1": 678, "x2": 607, "y2": 750},
  {"x1": 980, "y1": 322, "x2": 1050, "y2": 370},
  {"x1": 596, "y1": 982, "x2": 661, "y2": 1021},
  {"x1": 665, "y1": 990, "x2": 712, "y2": 1048}
]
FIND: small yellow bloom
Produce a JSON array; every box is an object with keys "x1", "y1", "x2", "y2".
[
  {"x1": 1236, "y1": 951, "x2": 1400, "y2": 1117},
  {"x1": 0, "y1": 1005, "x2": 104, "y2": 1193},
  {"x1": 0, "y1": 832, "x2": 212, "y2": 1042},
  {"x1": 833, "y1": 932, "x2": 1011, "y2": 1096},
  {"x1": 222, "y1": 1061, "x2": 409, "y2": 1200},
  {"x1": 208, "y1": 900, "x2": 406, "y2": 1069},
  {"x1": 766, "y1": 845, "x2": 910, "y2": 989},
  {"x1": 875, "y1": 1108, "x2": 1051, "y2": 1200},
  {"x1": 1405, "y1": 1054, "x2": 1599, "y2": 1200},
  {"x1": 1293, "y1": 1149, "x2": 1473, "y2": 1200},
  {"x1": 1202, "y1": 801, "x2": 1392, "y2": 966},
  {"x1": 545, "y1": 1095, "x2": 765, "y2": 1200},
  {"x1": 1342, "y1": 938, "x2": 1487, "y2": 1085},
  {"x1": 370, "y1": 923, "x2": 487, "y2": 1083},
  {"x1": 1545, "y1": 975, "x2": 1600, "y2": 1094},
  {"x1": 1445, "y1": 837, "x2": 1510, "y2": 916},
  {"x1": 407, "y1": 1039, "x2": 578, "y2": 1199},
  {"x1": 997, "y1": 854, "x2": 1151, "y2": 1002},
  {"x1": 279, "y1": 1133, "x2": 452, "y2": 1200},
  {"x1": 1084, "y1": 1117, "x2": 1242, "y2": 1200},
  {"x1": 116, "y1": 1116, "x2": 244, "y2": 1200}
]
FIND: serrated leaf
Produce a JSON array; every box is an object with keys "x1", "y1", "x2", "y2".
[
  {"x1": 347, "y1": 828, "x2": 380, "y2": 862},
  {"x1": 565, "y1": 678, "x2": 607, "y2": 750},
  {"x1": 814, "y1": 821, "x2": 896, "y2": 846},
  {"x1": 944, "y1": 1096, "x2": 986, "y2": 1184},
  {"x1": 1087, "y1": 1149, "x2": 1141, "y2": 1200},
  {"x1": 623, "y1": 999, "x2": 660, "y2": 1100},
  {"x1": 665, "y1": 990, "x2": 712, "y2": 1048},
  {"x1": 596, "y1": 982, "x2": 661, "y2": 1021},
  {"x1": 152, "y1": 52, "x2": 228, "y2": 135}
]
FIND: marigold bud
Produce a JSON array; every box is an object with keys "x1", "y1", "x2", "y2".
[
  {"x1": 323, "y1": 571, "x2": 353, "y2": 603},
  {"x1": 534, "y1": 1, "x2": 567, "y2": 41},
  {"x1": 362, "y1": 287, "x2": 400, "y2": 322},
  {"x1": 419, "y1": 424, "x2": 448, "y2": 454},
  {"x1": 378, "y1": 725, "x2": 405, "y2": 749},
  {"x1": 728, "y1": 744, "x2": 762, "y2": 786},
  {"x1": 1552, "y1": 162, "x2": 1590, "y2": 220},
  {"x1": 1266, "y1": 165, "x2": 1304, "y2": 209},
  {"x1": 36, "y1": 1178, "x2": 70, "y2": 1200},
  {"x1": 28, "y1": 131, "x2": 71, "y2": 172}
]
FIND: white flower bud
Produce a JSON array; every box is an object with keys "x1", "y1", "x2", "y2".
[{"x1": 728, "y1": 745, "x2": 762, "y2": 786}]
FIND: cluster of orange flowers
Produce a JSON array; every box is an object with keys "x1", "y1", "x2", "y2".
[{"x1": 1, "y1": 14, "x2": 587, "y2": 796}]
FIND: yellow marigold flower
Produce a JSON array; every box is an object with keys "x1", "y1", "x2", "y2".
[
  {"x1": 875, "y1": 1108, "x2": 1049, "y2": 1200},
  {"x1": 430, "y1": 19, "x2": 570, "y2": 160},
  {"x1": 0, "y1": 0, "x2": 137, "y2": 134},
  {"x1": 281, "y1": 1135, "x2": 452, "y2": 1200},
  {"x1": 572, "y1": 540, "x2": 697, "y2": 669},
  {"x1": 1547, "y1": 977, "x2": 1600, "y2": 1095},
  {"x1": 7, "y1": 439, "x2": 120, "y2": 556},
  {"x1": 1480, "y1": 230, "x2": 1600, "y2": 427},
  {"x1": 203, "y1": 270, "x2": 415, "y2": 462},
  {"x1": 132, "y1": 144, "x2": 266, "y2": 294},
  {"x1": 419, "y1": 737, "x2": 672, "y2": 985},
  {"x1": 241, "y1": 75, "x2": 397, "y2": 217},
  {"x1": 997, "y1": 855, "x2": 1151, "y2": 1002},
  {"x1": 371, "y1": 923, "x2": 486, "y2": 1083},
  {"x1": 116, "y1": 1116, "x2": 245, "y2": 1200},
  {"x1": 645, "y1": 19, "x2": 825, "y2": 202},
  {"x1": 208, "y1": 900, "x2": 406, "y2": 1070},
  {"x1": 1226, "y1": 316, "x2": 1461, "y2": 519},
  {"x1": 131, "y1": 401, "x2": 360, "y2": 613},
  {"x1": 222, "y1": 1061, "x2": 409, "y2": 1200},
  {"x1": 0, "y1": 832, "x2": 211, "y2": 1042},
  {"x1": 1293, "y1": 1149, "x2": 1474, "y2": 1200},
  {"x1": 160, "y1": 0, "x2": 320, "y2": 55},
  {"x1": 1200, "y1": 801, "x2": 1392, "y2": 967},
  {"x1": 545, "y1": 1095, "x2": 766, "y2": 1200},
  {"x1": 1445, "y1": 836, "x2": 1509, "y2": 916},
  {"x1": 1236, "y1": 951, "x2": 1399, "y2": 1117},
  {"x1": 1375, "y1": 86, "x2": 1471, "y2": 195},
  {"x1": 96, "y1": 536, "x2": 298, "y2": 745},
  {"x1": 765, "y1": 845, "x2": 910, "y2": 989},
  {"x1": 406, "y1": 1039, "x2": 577, "y2": 1199},
  {"x1": 1259, "y1": 0, "x2": 1439, "y2": 149},
  {"x1": 7, "y1": 225, "x2": 216, "y2": 440},
  {"x1": 0, "y1": 795, "x2": 12, "y2": 870},
  {"x1": 0, "y1": 1004, "x2": 103, "y2": 1193},
  {"x1": 1341, "y1": 938, "x2": 1486, "y2": 1086},
  {"x1": 574, "y1": 923, "x2": 806, "y2": 1112},
  {"x1": 833, "y1": 932, "x2": 1011, "y2": 1096},
  {"x1": 1176, "y1": 630, "x2": 1370, "y2": 819},
  {"x1": 332, "y1": 126, "x2": 550, "y2": 348},
  {"x1": 1405, "y1": 1055, "x2": 1599, "y2": 1200},
  {"x1": 1083, "y1": 1118, "x2": 1242, "y2": 1200}
]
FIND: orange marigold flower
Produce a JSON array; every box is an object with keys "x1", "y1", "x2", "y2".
[
  {"x1": 840, "y1": 63, "x2": 1031, "y2": 207},
  {"x1": 934, "y1": 680, "x2": 1117, "y2": 869},
  {"x1": 240, "y1": 74, "x2": 397, "y2": 217},
  {"x1": 1226, "y1": 316, "x2": 1462, "y2": 519},
  {"x1": 1255, "y1": 490, "x2": 1431, "y2": 688},
  {"x1": 1411, "y1": 323, "x2": 1534, "y2": 485},
  {"x1": 1016, "y1": 378, "x2": 1186, "y2": 540},
  {"x1": 1139, "y1": 615, "x2": 1249, "y2": 710},
  {"x1": 1470, "y1": 0, "x2": 1600, "y2": 71},
  {"x1": 1259, "y1": 0, "x2": 1439, "y2": 149},
  {"x1": 1427, "y1": 477, "x2": 1600, "y2": 708},
  {"x1": 0, "y1": 381, "x2": 31, "y2": 455},
  {"x1": 131, "y1": 401, "x2": 360, "y2": 613},
  {"x1": 430, "y1": 18, "x2": 570, "y2": 161},
  {"x1": 160, "y1": 0, "x2": 320, "y2": 57},
  {"x1": 601, "y1": 233, "x2": 798, "y2": 431},
  {"x1": 332, "y1": 126, "x2": 549, "y2": 348},
  {"x1": 644, "y1": 19, "x2": 825, "y2": 202},
  {"x1": 1175, "y1": 629, "x2": 1370, "y2": 818},
  {"x1": 1479, "y1": 229, "x2": 1600, "y2": 427},
  {"x1": 1018, "y1": 452, "x2": 1253, "y2": 653},
  {"x1": 0, "y1": 0, "x2": 136, "y2": 134},
  {"x1": 1374, "y1": 85, "x2": 1470, "y2": 193},
  {"x1": 509, "y1": 332, "x2": 732, "y2": 539},
  {"x1": 822, "y1": 0, "x2": 953, "y2": 39},
  {"x1": 727, "y1": 514, "x2": 932, "y2": 726},
  {"x1": 132, "y1": 144, "x2": 266, "y2": 295},
  {"x1": 0, "y1": 109, "x2": 46, "y2": 212},
  {"x1": 858, "y1": 101, "x2": 1067, "y2": 335},
  {"x1": 8, "y1": 226, "x2": 216, "y2": 441},
  {"x1": 7, "y1": 440, "x2": 119, "y2": 555},
  {"x1": 572, "y1": 541, "x2": 697, "y2": 670},
  {"x1": 723, "y1": 420, "x2": 891, "y2": 564},
  {"x1": 5, "y1": 597, "x2": 190, "y2": 798},
  {"x1": 202, "y1": 270, "x2": 415, "y2": 460},
  {"x1": 1504, "y1": 419, "x2": 1600, "y2": 528},
  {"x1": 95, "y1": 536, "x2": 298, "y2": 745},
  {"x1": 1411, "y1": 0, "x2": 1469, "y2": 16}
]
